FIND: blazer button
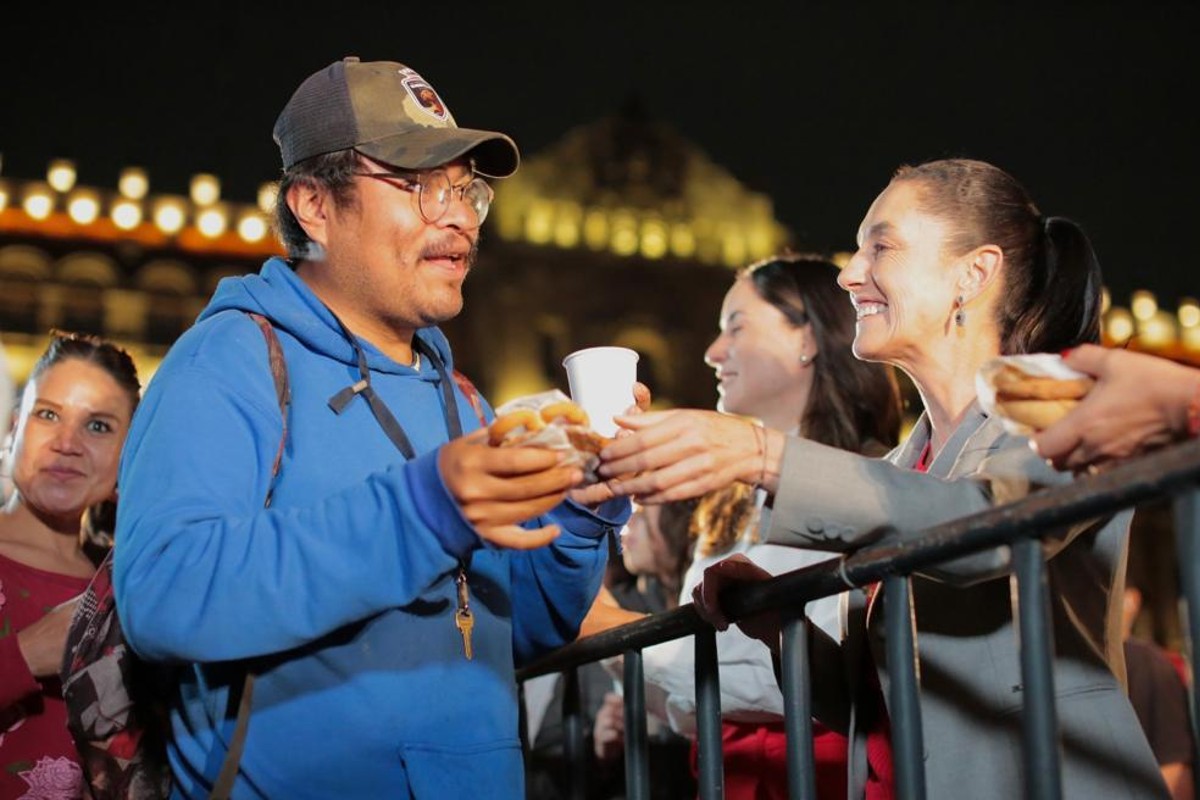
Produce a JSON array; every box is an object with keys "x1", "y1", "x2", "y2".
[{"x1": 805, "y1": 518, "x2": 825, "y2": 533}]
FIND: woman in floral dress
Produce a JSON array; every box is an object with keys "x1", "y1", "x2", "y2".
[{"x1": 1, "y1": 333, "x2": 140, "y2": 799}]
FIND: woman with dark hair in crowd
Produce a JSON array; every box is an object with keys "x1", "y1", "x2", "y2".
[
  {"x1": 599, "y1": 254, "x2": 901, "y2": 799},
  {"x1": 0, "y1": 332, "x2": 140, "y2": 798},
  {"x1": 600, "y1": 159, "x2": 1169, "y2": 798}
]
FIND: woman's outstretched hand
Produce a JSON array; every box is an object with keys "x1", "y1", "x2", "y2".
[{"x1": 599, "y1": 411, "x2": 772, "y2": 503}]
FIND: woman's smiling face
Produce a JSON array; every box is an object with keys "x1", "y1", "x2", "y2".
[
  {"x1": 704, "y1": 276, "x2": 811, "y2": 425},
  {"x1": 8, "y1": 358, "x2": 135, "y2": 523},
  {"x1": 838, "y1": 179, "x2": 960, "y2": 369}
]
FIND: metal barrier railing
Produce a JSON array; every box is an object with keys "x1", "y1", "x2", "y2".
[{"x1": 518, "y1": 437, "x2": 1200, "y2": 800}]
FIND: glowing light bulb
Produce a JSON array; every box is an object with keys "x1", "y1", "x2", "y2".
[
  {"x1": 23, "y1": 185, "x2": 54, "y2": 220},
  {"x1": 112, "y1": 199, "x2": 143, "y2": 230},
  {"x1": 196, "y1": 207, "x2": 228, "y2": 238},
  {"x1": 1106, "y1": 308, "x2": 1135, "y2": 343},
  {"x1": 190, "y1": 173, "x2": 220, "y2": 206},
  {"x1": 47, "y1": 159, "x2": 76, "y2": 192},
  {"x1": 1180, "y1": 298, "x2": 1200, "y2": 329},
  {"x1": 66, "y1": 191, "x2": 100, "y2": 224},
  {"x1": 153, "y1": 199, "x2": 186, "y2": 234},
  {"x1": 1131, "y1": 290, "x2": 1157, "y2": 322},
  {"x1": 119, "y1": 167, "x2": 149, "y2": 199},
  {"x1": 257, "y1": 182, "x2": 279, "y2": 213},
  {"x1": 237, "y1": 212, "x2": 268, "y2": 242}
]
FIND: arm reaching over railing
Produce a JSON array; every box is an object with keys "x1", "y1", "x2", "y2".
[{"x1": 1032, "y1": 345, "x2": 1200, "y2": 473}]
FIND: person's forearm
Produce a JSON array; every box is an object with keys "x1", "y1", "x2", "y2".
[{"x1": 578, "y1": 602, "x2": 647, "y2": 638}]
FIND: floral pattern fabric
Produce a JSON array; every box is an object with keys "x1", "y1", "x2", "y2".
[
  {"x1": 17, "y1": 756, "x2": 84, "y2": 800},
  {"x1": 0, "y1": 555, "x2": 92, "y2": 800}
]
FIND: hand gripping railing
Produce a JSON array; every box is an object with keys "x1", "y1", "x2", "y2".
[{"x1": 518, "y1": 437, "x2": 1200, "y2": 800}]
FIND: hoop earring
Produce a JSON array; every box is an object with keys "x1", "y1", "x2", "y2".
[{"x1": 954, "y1": 295, "x2": 966, "y2": 328}]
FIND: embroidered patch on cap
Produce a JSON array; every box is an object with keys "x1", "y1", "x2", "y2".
[{"x1": 398, "y1": 67, "x2": 448, "y2": 121}]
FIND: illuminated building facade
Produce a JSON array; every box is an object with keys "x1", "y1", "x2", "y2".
[
  {"x1": 2, "y1": 107, "x2": 1195, "y2": 405},
  {"x1": 0, "y1": 107, "x2": 789, "y2": 410}
]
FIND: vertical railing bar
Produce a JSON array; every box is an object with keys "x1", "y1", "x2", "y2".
[
  {"x1": 1173, "y1": 487, "x2": 1200, "y2": 775},
  {"x1": 780, "y1": 607, "x2": 816, "y2": 800},
  {"x1": 1013, "y1": 537, "x2": 1064, "y2": 800},
  {"x1": 884, "y1": 574, "x2": 926, "y2": 800},
  {"x1": 695, "y1": 627, "x2": 725, "y2": 799},
  {"x1": 562, "y1": 667, "x2": 586, "y2": 800},
  {"x1": 623, "y1": 649, "x2": 650, "y2": 800}
]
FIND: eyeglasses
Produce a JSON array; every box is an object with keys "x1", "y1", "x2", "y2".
[{"x1": 354, "y1": 167, "x2": 493, "y2": 225}]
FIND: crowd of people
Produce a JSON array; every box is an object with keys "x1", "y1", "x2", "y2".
[{"x1": 2, "y1": 53, "x2": 1200, "y2": 800}]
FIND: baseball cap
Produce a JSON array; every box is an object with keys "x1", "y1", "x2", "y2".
[{"x1": 273, "y1": 57, "x2": 519, "y2": 178}]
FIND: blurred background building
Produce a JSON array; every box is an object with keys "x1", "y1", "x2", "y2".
[{"x1": 0, "y1": 104, "x2": 791, "y2": 411}]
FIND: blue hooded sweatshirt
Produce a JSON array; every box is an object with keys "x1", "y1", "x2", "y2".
[{"x1": 113, "y1": 258, "x2": 627, "y2": 799}]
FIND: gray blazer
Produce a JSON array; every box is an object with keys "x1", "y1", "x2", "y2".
[{"x1": 766, "y1": 404, "x2": 1167, "y2": 799}]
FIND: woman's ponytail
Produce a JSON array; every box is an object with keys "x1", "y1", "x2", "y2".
[{"x1": 1004, "y1": 216, "x2": 1103, "y2": 354}]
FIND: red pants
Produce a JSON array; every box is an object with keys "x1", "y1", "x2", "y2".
[{"x1": 689, "y1": 719, "x2": 849, "y2": 800}]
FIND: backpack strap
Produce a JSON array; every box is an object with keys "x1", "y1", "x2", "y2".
[
  {"x1": 452, "y1": 368, "x2": 488, "y2": 428},
  {"x1": 209, "y1": 313, "x2": 290, "y2": 800},
  {"x1": 210, "y1": 328, "x2": 480, "y2": 799}
]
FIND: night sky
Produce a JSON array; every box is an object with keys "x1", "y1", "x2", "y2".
[{"x1": 2, "y1": 2, "x2": 1196, "y2": 307}]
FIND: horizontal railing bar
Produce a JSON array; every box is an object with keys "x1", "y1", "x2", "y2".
[{"x1": 519, "y1": 438, "x2": 1200, "y2": 681}]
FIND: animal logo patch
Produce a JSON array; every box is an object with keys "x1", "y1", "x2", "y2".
[{"x1": 398, "y1": 68, "x2": 448, "y2": 121}]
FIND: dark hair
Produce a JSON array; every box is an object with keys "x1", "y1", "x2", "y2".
[
  {"x1": 273, "y1": 149, "x2": 362, "y2": 259},
  {"x1": 29, "y1": 330, "x2": 141, "y2": 413},
  {"x1": 742, "y1": 254, "x2": 901, "y2": 451},
  {"x1": 892, "y1": 158, "x2": 1101, "y2": 354},
  {"x1": 696, "y1": 253, "x2": 902, "y2": 557}
]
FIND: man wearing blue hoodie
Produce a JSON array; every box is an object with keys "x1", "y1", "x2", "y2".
[{"x1": 112, "y1": 57, "x2": 630, "y2": 799}]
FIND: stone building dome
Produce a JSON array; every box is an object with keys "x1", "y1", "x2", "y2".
[{"x1": 491, "y1": 98, "x2": 790, "y2": 267}]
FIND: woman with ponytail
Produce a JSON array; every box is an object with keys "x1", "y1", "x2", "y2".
[{"x1": 600, "y1": 159, "x2": 1169, "y2": 798}]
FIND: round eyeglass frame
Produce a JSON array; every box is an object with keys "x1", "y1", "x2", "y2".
[{"x1": 354, "y1": 165, "x2": 493, "y2": 225}]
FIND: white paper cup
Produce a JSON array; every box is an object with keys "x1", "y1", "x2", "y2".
[{"x1": 562, "y1": 346, "x2": 639, "y2": 437}]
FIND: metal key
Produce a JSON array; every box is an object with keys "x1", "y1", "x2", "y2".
[
  {"x1": 455, "y1": 607, "x2": 475, "y2": 660},
  {"x1": 455, "y1": 569, "x2": 474, "y2": 659}
]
